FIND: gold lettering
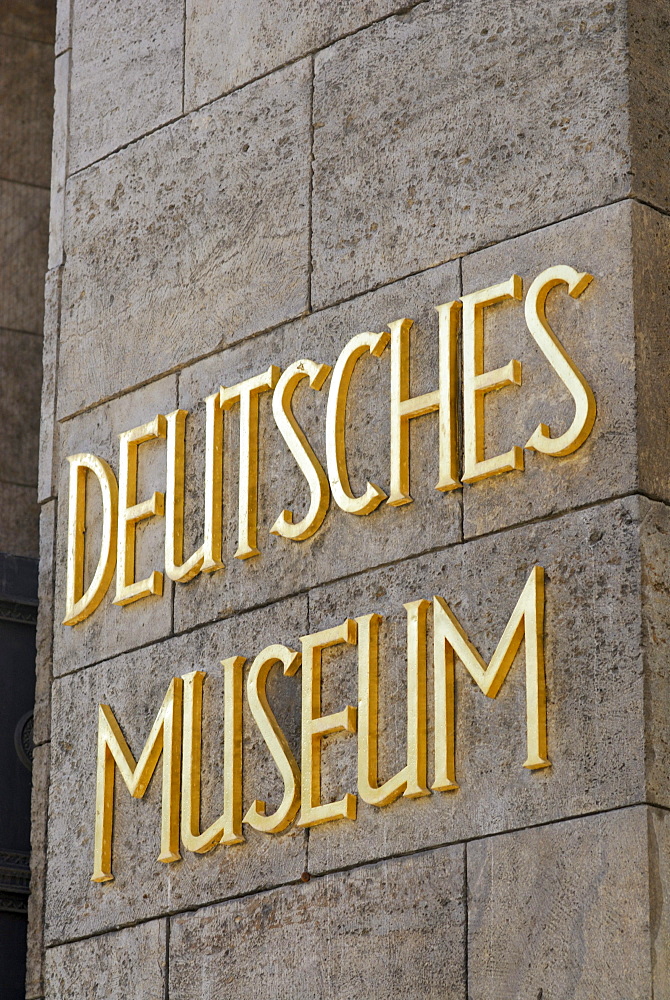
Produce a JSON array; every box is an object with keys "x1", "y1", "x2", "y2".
[
  {"x1": 92, "y1": 677, "x2": 182, "y2": 883},
  {"x1": 388, "y1": 304, "x2": 461, "y2": 506},
  {"x1": 180, "y1": 660, "x2": 245, "y2": 853},
  {"x1": 326, "y1": 331, "x2": 389, "y2": 515},
  {"x1": 461, "y1": 275, "x2": 524, "y2": 483},
  {"x1": 165, "y1": 397, "x2": 224, "y2": 584},
  {"x1": 524, "y1": 265, "x2": 596, "y2": 456},
  {"x1": 220, "y1": 367, "x2": 279, "y2": 560},
  {"x1": 357, "y1": 600, "x2": 430, "y2": 807},
  {"x1": 63, "y1": 453, "x2": 118, "y2": 626},
  {"x1": 114, "y1": 415, "x2": 166, "y2": 605},
  {"x1": 271, "y1": 359, "x2": 331, "y2": 541},
  {"x1": 432, "y1": 565, "x2": 548, "y2": 792},
  {"x1": 244, "y1": 644, "x2": 301, "y2": 833},
  {"x1": 298, "y1": 619, "x2": 357, "y2": 827}
]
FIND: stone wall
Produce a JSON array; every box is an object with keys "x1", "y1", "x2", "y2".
[
  {"x1": 31, "y1": 1, "x2": 670, "y2": 997},
  {"x1": 0, "y1": 2, "x2": 53, "y2": 997}
]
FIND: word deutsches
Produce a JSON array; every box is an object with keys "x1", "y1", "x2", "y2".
[
  {"x1": 66, "y1": 265, "x2": 594, "y2": 626},
  {"x1": 93, "y1": 567, "x2": 546, "y2": 882}
]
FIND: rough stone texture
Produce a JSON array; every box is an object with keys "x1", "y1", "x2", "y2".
[
  {"x1": 467, "y1": 807, "x2": 654, "y2": 1000},
  {"x1": 0, "y1": 179, "x2": 49, "y2": 334},
  {"x1": 307, "y1": 497, "x2": 654, "y2": 874},
  {"x1": 38, "y1": 267, "x2": 61, "y2": 504},
  {"x1": 174, "y1": 256, "x2": 461, "y2": 634},
  {"x1": 634, "y1": 205, "x2": 670, "y2": 504},
  {"x1": 44, "y1": 919, "x2": 167, "y2": 1000},
  {"x1": 0, "y1": 482, "x2": 39, "y2": 558},
  {"x1": 169, "y1": 846, "x2": 466, "y2": 999},
  {"x1": 184, "y1": 0, "x2": 416, "y2": 110},
  {"x1": 629, "y1": 0, "x2": 670, "y2": 212},
  {"x1": 0, "y1": 330, "x2": 42, "y2": 486},
  {"x1": 460, "y1": 201, "x2": 643, "y2": 538},
  {"x1": 649, "y1": 807, "x2": 670, "y2": 997},
  {"x1": 311, "y1": 0, "x2": 631, "y2": 308},
  {"x1": 48, "y1": 52, "x2": 69, "y2": 270},
  {"x1": 55, "y1": 0, "x2": 72, "y2": 55},
  {"x1": 58, "y1": 59, "x2": 311, "y2": 417},
  {"x1": 52, "y1": 376, "x2": 177, "y2": 674},
  {"x1": 46, "y1": 596, "x2": 307, "y2": 941},
  {"x1": 66, "y1": 0, "x2": 182, "y2": 174},
  {"x1": 640, "y1": 499, "x2": 670, "y2": 808},
  {"x1": 34, "y1": 500, "x2": 56, "y2": 746},
  {"x1": 34, "y1": 0, "x2": 670, "y2": 992},
  {"x1": 0, "y1": 34, "x2": 53, "y2": 187},
  {"x1": 0, "y1": 0, "x2": 55, "y2": 43},
  {"x1": 26, "y1": 742, "x2": 50, "y2": 1000}
]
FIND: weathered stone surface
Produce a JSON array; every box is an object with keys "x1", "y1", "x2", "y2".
[
  {"x1": 312, "y1": 0, "x2": 630, "y2": 307},
  {"x1": 307, "y1": 497, "x2": 651, "y2": 874},
  {"x1": 67, "y1": 0, "x2": 182, "y2": 174},
  {"x1": 169, "y1": 846, "x2": 466, "y2": 999},
  {"x1": 52, "y1": 377, "x2": 177, "y2": 674},
  {"x1": 633, "y1": 205, "x2": 670, "y2": 504},
  {"x1": 38, "y1": 268, "x2": 61, "y2": 504},
  {"x1": 44, "y1": 919, "x2": 167, "y2": 1000},
  {"x1": 34, "y1": 501, "x2": 56, "y2": 746},
  {"x1": 0, "y1": 0, "x2": 55, "y2": 44},
  {"x1": 185, "y1": 0, "x2": 414, "y2": 110},
  {"x1": 174, "y1": 256, "x2": 461, "y2": 633},
  {"x1": 460, "y1": 201, "x2": 643, "y2": 538},
  {"x1": 0, "y1": 180, "x2": 49, "y2": 334},
  {"x1": 58, "y1": 59, "x2": 311, "y2": 417},
  {"x1": 467, "y1": 808, "x2": 653, "y2": 999},
  {"x1": 55, "y1": 0, "x2": 72, "y2": 55},
  {"x1": 46, "y1": 596, "x2": 308, "y2": 942},
  {"x1": 0, "y1": 482, "x2": 39, "y2": 558},
  {"x1": 48, "y1": 52, "x2": 69, "y2": 270},
  {"x1": 629, "y1": 0, "x2": 670, "y2": 212},
  {"x1": 0, "y1": 35, "x2": 53, "y2": 186},
  {"x1": 640, "y1": 499, "x2": 670, "y2": 808},
  {"x1": 649, "y1": 807, "x2": 670, "y2": 997},
  {"x1": 0, "y1": 329, "x2": 42, "y2": 486},
  {"x1": 26, "y1": 743, "x2": 50, "y2": 1000}
]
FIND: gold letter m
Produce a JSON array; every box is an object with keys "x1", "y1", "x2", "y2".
[
  {"x1": 432, "y1": 566, "x2": 548, "y2": 791},
  {"x1": 92, "y1": 677, "x2": 183, "y2": 883}
]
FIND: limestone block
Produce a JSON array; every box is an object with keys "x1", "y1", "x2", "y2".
[
  {"x1": 58, "y1": 60, "x2": 311, "y2": 417},
  {"x1": 640, "y1": 499, "x2": 670, "y2": 808},
  {"x1": 34, "y1": 501, "x2": 56, "y2": 746},
  {"x1": 44, "y1": 919, "x2": 167, "y2": 1000},
  {"x1": 460, "y1": 201, "x2": 643, "y2": 539},
  {"x1": 312, "y1": 0, "x2": 630, "y2": 307},
  {"x1": 0, "y1": 329, "x2": 42, "y2": 485},
  {"x1": 169, "y1": 846, "x2": 466, "y2": 999},
  {"x1": 467, "y1": 807, "x2": 654, "y2": 1000},
  {"x1": 38, "y1": 267, "x2": 61, "y2": 504},
  {"x1": 0, "y1": 35, "x2": 53, "y2": 186},
  {"x1": 52, "y1": 377, "x2": 177, "y2": 675},
  {"x1": 67, "y1": 0, "x2": 183, "y2": 174},
  {"x1": 48, "y1": 53, "x2": 69, "y2": 270},
  {"x1": 185, "y1": 0, "x2": 413, "y2": 110},
  {"x1": 306, "y1": 497, "x2": 652, "y2": 874},
  {"x1": 0, "y1": 482, "x2": 39, "y2": 558},
  {"x1": 649, "y1": 807, "x2": 670, "y2": 997},
  {"x1": 25, "y1": 743, "x2": 50, "y2": 1000},
  {"x1": 174, "y1": 256, "x2": 461, "y2": 633},
  {"x1": 0, "y1": 0, "x2": 55, "y2": 43},
  {"x1": 55, "y1": 0, "x2": 72, "y2": 55},
  {"x1": 633, "y1": 204, "x2": 670, "y2": 503},
  {"x1": 45, "y1": 596, "x2": 307, "y2": 942},
  {"x1": 0, "y1": 180, "x2": 49, "y2": 334},
  {"x1": 629, "y1": 0, "x2": 670, "y2": 211}
]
